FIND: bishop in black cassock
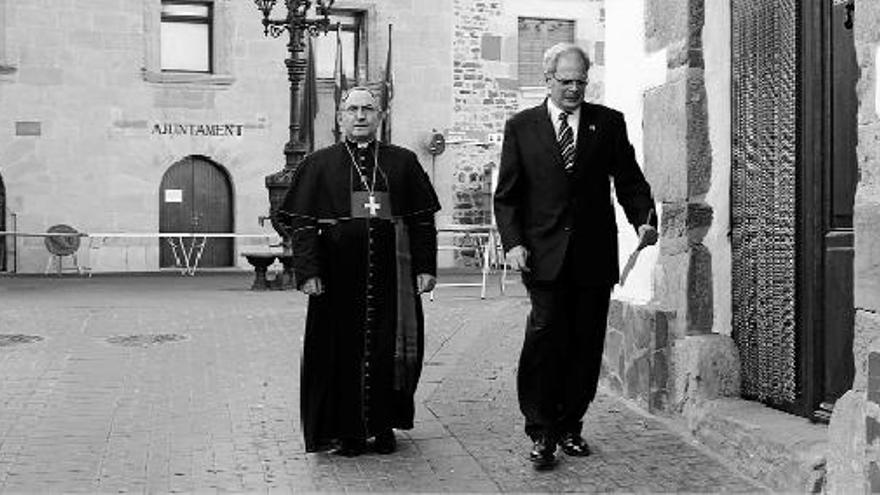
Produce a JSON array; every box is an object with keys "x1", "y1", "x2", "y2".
[{"x1": 280, "y1": 87, "x2": 440, "y2": 456}]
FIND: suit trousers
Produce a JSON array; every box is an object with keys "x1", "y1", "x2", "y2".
[{"x1": 517, "y1": 257, "x2": 612, "y2": 442}]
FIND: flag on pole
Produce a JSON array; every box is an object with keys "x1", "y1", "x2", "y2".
[
  {"x1": 333, "y1": 22, "x2": 347, "y2": 143},
  {"x1": 380, "y1": 24, "x2": 393, "y2": 143},
  {"x1": 301, "y1": 36, "x2": 318, "y2": 152}
]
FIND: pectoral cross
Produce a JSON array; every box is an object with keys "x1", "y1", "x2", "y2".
[{"x1": 364, "y1": 194, "x2": 381, "y2": 216}]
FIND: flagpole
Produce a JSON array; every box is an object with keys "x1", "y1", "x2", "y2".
[
  {"x1": 333, "y1": 22, "x2": 345, "y2": 143},
  {"x1": 301, "y1": 36, "x2": 317, "y2": 152},
  {"x1": 382, "y1": 23, "x2": 393, "y2": 143}
]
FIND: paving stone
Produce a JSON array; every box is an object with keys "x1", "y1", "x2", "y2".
[{"x1": 0, "y1": 273, "x2": 766, "y2": 492}]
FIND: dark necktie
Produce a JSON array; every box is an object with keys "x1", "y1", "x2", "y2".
[{"x1": 558, "y1": 112, "x2": 575, "y2": 171}]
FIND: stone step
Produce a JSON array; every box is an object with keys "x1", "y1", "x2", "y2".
[{"x1": 686, "y1": 398, "x2": 828, "y2": 492}]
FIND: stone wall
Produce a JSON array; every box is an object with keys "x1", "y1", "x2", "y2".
[
  {"x1": 827, "y1": 0, "x2": 880, "y2": 491},
  {"x1": 610, "y1": 0, "x2": 740, "y2": 416},
  {"x1": 440, "y1": 0, "x2": 515, "y2": 266},
  {"x1": 643, "y1": 0, "x2": 714, "y2": 339},
  {"x1": 866, "y1": 344, "x2": 880, "y2": 491},
  {"x1": 601, "y1": 300, "x2": 674, "y2": 412},
  {"x1": 853, "y1": 0, "x2": 880, "y2": 392},
  {"x1": 442, "y1": 0, "x2": 604, "y2": 267},
  {"x1": 449, "y1": 0, "x2": 515, "y2": 227}
]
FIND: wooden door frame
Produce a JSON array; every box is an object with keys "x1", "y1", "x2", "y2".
[
  {"x1": 799, "y1": 0, "x2": 856, "y2": 420},
  {"x1": 799, "y1": 0, "x2": 826, "y2": 420}
]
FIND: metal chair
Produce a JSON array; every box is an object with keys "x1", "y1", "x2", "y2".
[{"x1": 43, "y1": 224, "x2": 86, "y2": 275}]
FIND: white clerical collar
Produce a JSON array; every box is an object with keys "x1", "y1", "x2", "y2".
[{"x1": 346, "y1": 139, "x2": 376, "y2": 149}]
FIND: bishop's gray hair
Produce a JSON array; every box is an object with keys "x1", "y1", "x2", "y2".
[
  {"x1": 340, "y1": 85, "x2": 383, "y2": 109},
  {"x1": 542, "y1": 43, "x2": 592, "y2": 77}
]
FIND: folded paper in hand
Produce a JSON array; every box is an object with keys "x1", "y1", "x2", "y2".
[
  {"x1": 618, "y1": 209, "x2": 654, "y2": 286},
  {"x1": 618, "y1": 248, "x2": 642, "y2": 285}
]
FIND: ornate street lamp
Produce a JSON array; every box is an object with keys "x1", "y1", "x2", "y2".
[{"x1": 252, "y1": 0, "x2": 335, "y2": 250}]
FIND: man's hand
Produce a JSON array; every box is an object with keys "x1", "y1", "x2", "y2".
[
  {"x1": 505, "y1": 245, "x2": 530, "y2": 272},
  {"x1": 300, "y1": 277, "x2": 324, "y2": 296},
  {"x1": 417, "y1": 273, "x2": 436, "y2": 294},
  {"x1": 636, "y1": 224, "x2": 658, "y2": 250}
]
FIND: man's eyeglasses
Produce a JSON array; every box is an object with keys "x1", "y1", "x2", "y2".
[
  {"x1": 550, "y1": 75, "x2": 588, "y2": 88},
  {"x1": 343, "y1": 105, "x2": 379, "y2": 115}
]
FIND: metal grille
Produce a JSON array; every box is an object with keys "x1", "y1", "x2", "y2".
[{"x1": 731, "y1": 0, "x2": 798, "y2": 404}]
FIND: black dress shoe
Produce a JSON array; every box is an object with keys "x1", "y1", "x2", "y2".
[
  {"x1": 332, "y1": 438, "x2": 366, "y2": 457},
  {"x1": 559, "y1": 433, "x2": 591, "y2": 457},
  {"x1": 529, "y1": 437, "x2": 557, "y2": 469},
  {"x1": 373, "y1": 430, "x2": 397, "y2": 454}
]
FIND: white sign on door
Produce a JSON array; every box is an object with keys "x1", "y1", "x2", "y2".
[{"x1": 164, "y1": 189, "x2": 183, "y2": 203}]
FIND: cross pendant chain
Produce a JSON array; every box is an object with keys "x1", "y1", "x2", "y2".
[
  {"x1": 345, "y1": 144, "x2": 386, "y2": 218},
  {"x1": 346, "y1": 144, "x2": 381, "y2": 196}
]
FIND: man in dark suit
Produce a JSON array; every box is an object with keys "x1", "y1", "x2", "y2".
[{"x1": 493, "y1": 43, "x2": 658, "y2": 469}]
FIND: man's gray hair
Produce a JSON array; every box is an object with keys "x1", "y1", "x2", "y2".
[
  {"x1": 340, "y1": 85, "x2": 381, "y2": 106},
  {"x1": 542, "y1": 42, "x2": 591, "y2": 77}
]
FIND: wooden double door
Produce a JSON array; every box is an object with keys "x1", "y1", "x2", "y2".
[{"x1": 158, "y1": 156, "x2": 234, "y2": 268}]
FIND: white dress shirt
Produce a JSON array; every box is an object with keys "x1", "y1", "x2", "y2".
[{"x1": 547, "y1": 98, "x2": 581, "y2": 148}]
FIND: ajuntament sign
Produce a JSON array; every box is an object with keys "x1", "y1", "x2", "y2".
[{"x1": 152, "y1": 123, "x2": 244, "y2": 137}]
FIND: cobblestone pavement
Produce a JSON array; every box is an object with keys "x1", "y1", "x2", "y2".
[{"x1": 0, "y1": 273, "x2": 766, "y2": 493}]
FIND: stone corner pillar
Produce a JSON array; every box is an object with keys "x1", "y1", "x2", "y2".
[
  {"x1": 642, "y1": 0, "x2": 714, "y2": 340},
  {"x1": 668, "y1": 334, "x2": 740, "y2": 416},
  {"x1": 825, "y1": 389, "x2": 868, "y2": 494}
]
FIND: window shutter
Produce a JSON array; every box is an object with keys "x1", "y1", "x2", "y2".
[{"x1": 517, "y1": 18, "x2": 575, "y2": 87}]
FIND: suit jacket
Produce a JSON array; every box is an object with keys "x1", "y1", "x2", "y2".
[{"x1": 493, "y1": 100, "x2": 656, "y2": 286}]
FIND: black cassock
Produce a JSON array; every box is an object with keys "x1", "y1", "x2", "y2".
[{"x1": 280, "y1": 141, "x2": 440, "y2": 452}]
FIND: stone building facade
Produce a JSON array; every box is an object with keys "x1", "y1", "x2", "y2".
[{"x1": 0, "y1": 0, "x2": 602, "y2": 273}]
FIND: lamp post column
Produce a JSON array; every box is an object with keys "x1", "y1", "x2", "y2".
[
  {"x1": 254, "y1": 1, "x2": 333, "y2": 257},
  {"x1": 265, "y1": 7, "x2": 307, "y2": 249}
]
